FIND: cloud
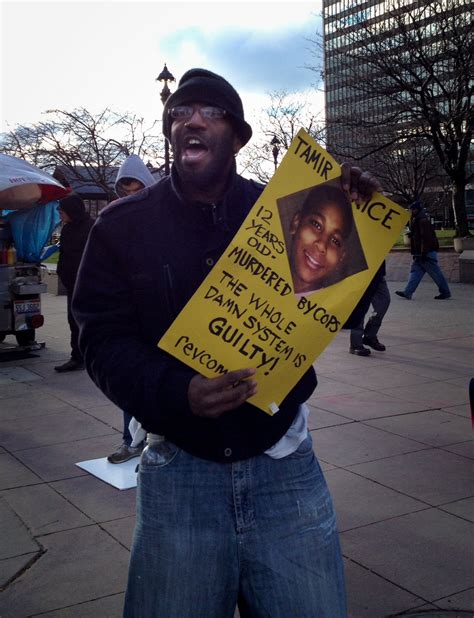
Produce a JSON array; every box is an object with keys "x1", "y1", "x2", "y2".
[{"x1": 160, "y1": 18, "x2": 323, "y2": 95}]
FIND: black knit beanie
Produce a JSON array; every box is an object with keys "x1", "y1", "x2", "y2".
[
  {"x1": 59, "y1": 193, "x2": 87, "y2": 222},
  {"x1": 163, "y1": 68, "x2": 252, "y2": 146}
]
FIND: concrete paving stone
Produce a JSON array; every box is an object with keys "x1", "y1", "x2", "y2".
[
  {"x1": 435, "y1": 588, "x2": 474, "y2": 611},
  {"x1": 441, "y1": 402, "x2": 471, "y2": 420},
  {"x1": 307, "y1": 405, "x2": 355, "y2": 430},
  {"x1": 29, "y1": 593, "x2": 125, "y2": 617},
  {"x1": 341, "y1": 508, "x2": 474, "y2": 602},
  {"x1": 0, "y1": 381, "x2": 35, "y2": 400},
  {"x1": 364, "y1": 410, "x2": 473, "y2": 447},
  {"x1": 311, "y1": 423, "x2": 426, "y2": 467},
  {"x1": 438, "y1": 497, "x2": 474, "y2": 523},
  {"x1": 314, "y1": 389, "x2": 431, "y2": 421},
  {"x1": 84, "y1": 402, "x2": 124, "y2": 432},
  {"x1": 101, "y1": 515, "x2": 135, "y2": 551},
  {"x1": 14, "y1": 434, "x2": 122, "y2": 482},
  {"x1": 1, "y1": 483, "x2": 92, "y2": 536},
  {"x1": 306, "y1": 376, "x2": 367, "y2": 398},
  {"x1": 0, "y1": 453, "x2": 42, "y2": 490},
  {"x1": 395, "y1": 350, "x2": 473, "y2": 373},
  {"x1": 441, "y1": 441, "x2": 474, "y2": 459},
  {"x1": 446, "y1": 376, "x2": 474, "y2": 389},
  {"x1": 322, "y1": 364, "x2": 437, "y2": 391},
  {"x1": 36, "y1": 375, "x2": 111, "y2": 409},
  {"x1": 326, "y1": 469, "x2": 428, "y2": 532},
  {"x1": 0, "y1": 553, "x2": 38, "y2": 588},
  {"x1": 348, "y1": 448, "x2": 474, "y2": 505},
  {"x1": 344, "y1": 558, "x2": 429, "y2": 618},
  {"x1": 0, "y1": 498, "x2": 40, "y2": 560},
  {"x1": 50, "y1": 475, "x2": 136, "y2": 523},
  {"x1": 0, "y1": 525, "x2": 129, "y2": 617},
  {"x1": 0, "y1": 367, "x2": 43, "y2": 385},
  {"x1": 0, "y1": 391, "x2": 78, "y2": 421},
  {"x1": 385, "y1": 355, "x2": 473, "y2": 382},
  {"x1": 0, "y1": 408, "x2": 116, "y2": 451},
  {"x1": 380, "y1": 379, "x2": 470, "y2": 409}
]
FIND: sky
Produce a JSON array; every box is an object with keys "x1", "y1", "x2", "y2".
[{"x1": 0, "y1": 0, "x2": 324, "y2": 138}]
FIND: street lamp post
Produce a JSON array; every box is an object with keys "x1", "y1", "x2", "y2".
[
  {"x1": 156, "y1": 63, "x2": 175, "y2": 176},
  {"x1": 270, "y1": 135, "x2": 281, "y2": 172}
]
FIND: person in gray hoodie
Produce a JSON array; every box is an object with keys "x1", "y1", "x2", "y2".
[
  {"x1": 108, "y1": 154, "x2": 156, "y2": 464},
  {"x1": 114, "y1": 154, "x2": 156, "y2": 199}
]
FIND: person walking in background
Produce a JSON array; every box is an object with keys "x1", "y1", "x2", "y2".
[
  {"x1": 108, "y1": 154, "x2": 156, "y2": 464},
  {"x1": 350, "y1": 261, "x2": 390, "y2": 356},
  {"x1": 73, "y1": 68, "x2": 381, "y2": 617},
  {"x1": 396, "y1": 200, "x2": 451, "y2": 300},
  {"x1": 54, "y1": 194, "x2": 93, "y2": 372}
]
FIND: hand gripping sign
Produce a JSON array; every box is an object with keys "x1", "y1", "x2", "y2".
[{"x1": 158, "y1": 129, "x2": 408, "y2": 415}]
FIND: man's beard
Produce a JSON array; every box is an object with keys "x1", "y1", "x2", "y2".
[{"x1": 172, "y1": 133, "x2": 235, "y2": 193}]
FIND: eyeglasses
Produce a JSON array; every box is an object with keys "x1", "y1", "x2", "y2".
[{"x1": 169, "y1": 105, "x2": 227, "y2": 120}]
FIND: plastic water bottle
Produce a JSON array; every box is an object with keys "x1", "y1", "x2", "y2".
[{"x1": 140, "y1": 434, "x2": 175, "y2": 466}]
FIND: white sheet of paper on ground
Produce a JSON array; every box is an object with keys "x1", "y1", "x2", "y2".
[{"x1": 76, "y1": 456, "x2": 139, "y2": 490}]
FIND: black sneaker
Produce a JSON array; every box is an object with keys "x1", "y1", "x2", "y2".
[
  {"x1": 434, "y1": 294, "x2": 451, "y2": 299},
  {"x1": 363, "y1": 336, "x2": 386, "y2": 351},
  {"x1": 349, "y1": 346, "x2": 371, "y2": 356},
  {"x1": 395, "y1": 291, "x2": 411, "y2": 299},
  {"x1": 54, "y1": 359, "x2": 84, "y2": 372}
]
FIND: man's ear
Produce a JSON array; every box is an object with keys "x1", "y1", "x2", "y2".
[{"x1": 233, "y1": 135, "x2": 243, "y2": 154}]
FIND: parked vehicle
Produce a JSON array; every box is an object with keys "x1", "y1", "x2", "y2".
[{"x1": 0, "y1": 154, "x2": 68, "y2": 349}]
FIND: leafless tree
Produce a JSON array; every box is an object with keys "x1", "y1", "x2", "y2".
[
  {"x1": 310, "y1": 0, "x2": 473, "y2": 236},
  {"x1": 0, "y1": 108, "x2": 163, "y2": 200},
  {"x1": 239, "y1": 90, "x2": 325, "y2": 183}
]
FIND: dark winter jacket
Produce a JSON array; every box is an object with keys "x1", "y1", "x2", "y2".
[
  {"x1": 409, "y1": 210, "x2": 439, "y2": 256},
  {"x1": 57, "y1": 214, "x2": 94, "y2": 292},
  {"x1": 72, "y1": 167, "x2": 317, "y2": 463}
]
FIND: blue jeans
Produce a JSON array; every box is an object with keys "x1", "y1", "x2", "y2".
[
  {"x1": 124, "y1": 434, "x2": 346, "y2": 617},
  {"x1": 404, "y1": 252, "x2": 451, "y2": 298}
]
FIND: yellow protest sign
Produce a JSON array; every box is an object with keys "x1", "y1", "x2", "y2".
[{"x1": 158, "y1": 129, "x2": 408, "y2": 415}]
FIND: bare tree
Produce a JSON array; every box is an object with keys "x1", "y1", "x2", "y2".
[
  {"x1": 371, "y1": 135, "x2": 445, "y2": 203},
  {"x1": 312, "y1": 0, "x2": 473, "y2": 236},
  {"x1": 239, "y1": 91, "x2": 325, "y2": 183},
  {"x1": 0, "y1": 108, "x2": 163, "y2": 200}
]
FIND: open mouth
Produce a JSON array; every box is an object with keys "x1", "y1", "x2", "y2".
[{"x1": 182, "y1": 136, "x2": 209, "y2": 163}]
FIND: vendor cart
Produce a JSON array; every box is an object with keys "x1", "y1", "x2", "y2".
[{"x1": 0, "y1": 154, "x2": 69, "y2": 352}]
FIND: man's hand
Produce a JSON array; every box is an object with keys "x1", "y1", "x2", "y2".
[
  {"x1": 188, "y1": 368, "x2": 258, "y2": 418},
  {"x1": 341, "y1": 162, "x2": 382, "y2": 205}
]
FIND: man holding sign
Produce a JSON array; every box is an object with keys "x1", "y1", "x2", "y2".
[{"x1": 73, "y1": 69, "x2": 380, "y2": 617}]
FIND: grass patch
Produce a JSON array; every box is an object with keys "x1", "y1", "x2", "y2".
[
  {"x1": 394, "y1": 228, "x2": 455, "y2": 248},
  {"x1": 43, "y1": 252, "x2": 59, "y2": 264}
]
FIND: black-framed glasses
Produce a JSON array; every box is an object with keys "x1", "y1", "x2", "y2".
[{"x1": 169, "y1": 105, "x2": 227, "y2": 120}]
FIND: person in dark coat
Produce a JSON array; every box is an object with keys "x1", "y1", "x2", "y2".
[
  {"x1": 396, "y1": 201, "x2": 451, "y2": 300},
  {"x1": 72, "y1": 68, "x2": 381, "y2": 616},
  {"x1": 55, "y1": 194, "x2": 94, "y2": 372},
  {"x1": 349, "y1": 261, "x2": 391, "y2": 356}
]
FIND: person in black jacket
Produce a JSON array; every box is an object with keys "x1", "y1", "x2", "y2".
[
  {"x1": 396, "y1": 201, "x2": 451, "y2": 300},
  {"x1": 349, "y1": 261, "x2": 391, "y2": 356},
  {"x1": 55, "y1": 194, "x2": 93, "y2": 372},
  {"x1": 73, "y1": 68, "x2": 380, "y2": 617}
]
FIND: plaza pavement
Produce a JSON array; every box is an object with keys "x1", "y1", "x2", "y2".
[{"x1": 0, "y1": 251, "x2": 473, "y2": 618}]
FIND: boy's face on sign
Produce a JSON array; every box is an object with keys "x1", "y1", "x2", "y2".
[{"x1": 290, "y1": 201, "x2": 347, "y2": 294}]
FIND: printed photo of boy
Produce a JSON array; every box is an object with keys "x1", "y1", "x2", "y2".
[{"x1": 277, "y1": 180, "x2": 368, "y2": 295}]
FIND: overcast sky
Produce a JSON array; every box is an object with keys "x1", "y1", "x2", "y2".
[{"x1": 1, "y1": 0, "x2": 323, "y2": 134}]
